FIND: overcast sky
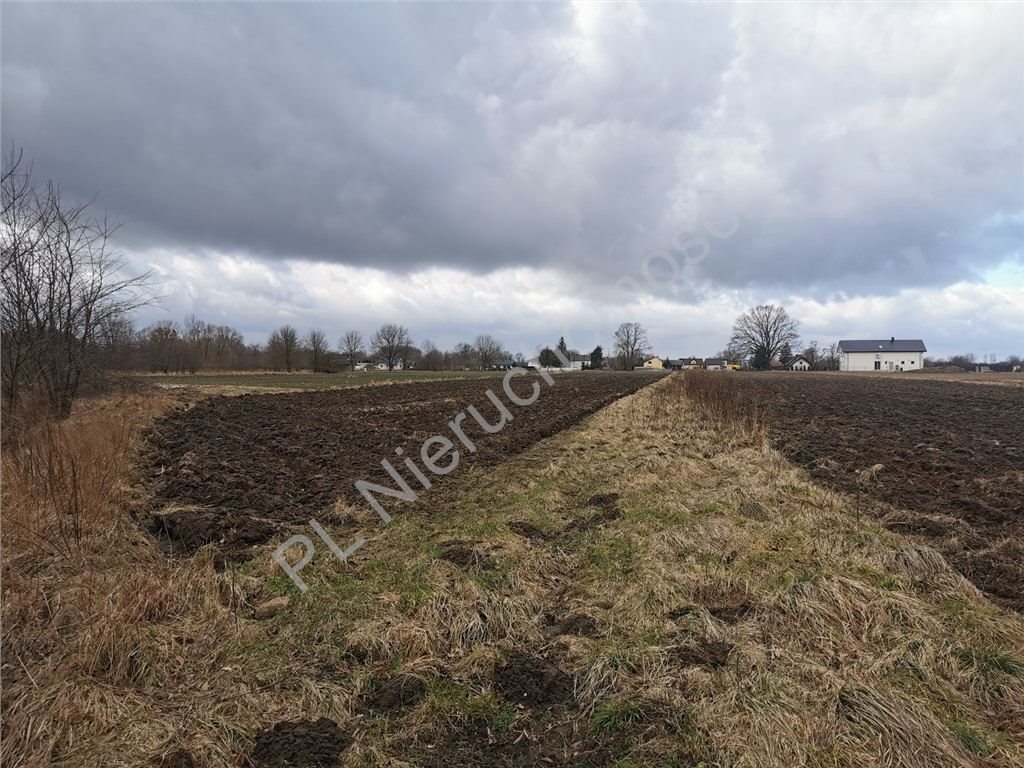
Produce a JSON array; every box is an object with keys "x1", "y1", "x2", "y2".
[{"x1": 3, "y1": 2, "x2": 1022, "y2": 358}]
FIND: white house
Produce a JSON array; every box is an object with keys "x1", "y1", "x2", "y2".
[
  {"x1": 356, "y1": 360, "x2": 403, "y2": 371},
  {"x1": 788, "y1": 355, "x2": 812, "y2": 371},
  {"x1": 526, "y1": 351, "x2": 589, "y2": 370},
  {"x1": 838, "y1": 338, "x2": 926, "y2": 372}
]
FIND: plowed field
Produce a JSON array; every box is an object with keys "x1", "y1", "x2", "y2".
[
  {"x1": 736, "y1": 374, "x2": 1024, "y2": 610},
  {"x1": 143, "y1": 372, "x2": 663, "y2": 557}
]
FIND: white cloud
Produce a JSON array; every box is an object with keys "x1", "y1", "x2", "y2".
[
  {"x1": 6, "y1": 2, "x2": 1023, "y2": 356},
  {"x1": 132, "y1": 248, "x2": 1024, "y2": 358}
]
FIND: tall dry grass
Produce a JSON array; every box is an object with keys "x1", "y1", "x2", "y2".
[
  {"x1": 681, "y1": 369, "x2": 769, "y2": 437},
  {"x1": 3, "y1": 407, "x2": 134, "y2": 559},
  {"x1": 0, "y1": 392, "x2": 226, "y2": 765}
]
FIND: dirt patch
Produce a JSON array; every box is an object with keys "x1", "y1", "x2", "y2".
[
  {"x1": 672, "y1": 639, "x2": 734, "y2": 669},
  {"x1": 706, "y1": 600, "x2": 754, "y2": 624},
  {"x1": 494, "y1": 652, "x2": 573, "y2": 708},
  {"x1": 246, "y1": 718, "x2": 350, "y2": 767},
  {"x1": 507, "y1": 520, "x2": 548, "y2": 541},
  {"x1": 586, "y1": 492, "x2": 621, "y2": 515},
  {"x1": 145, "y1": 508, "x2": 277, "y2": 562},
  {"x1": 438, "y1": 541, "x2": 495, "y2": 571},
  {"x1": 684, "y1": 584, "x2": 756, "y2": 624},
  {"x1": 358, "y1": 674, "x2": 427, "y2": 715},
  {"x1": 153, "y1": 748, "x2": 196, "y2": 768},
  {"x1": 728, "y1": 374, "x2": 1024, "y2": 611},
  {"x1": 564, "y1": 493, "x2": 623, "y2": 535},
  {"x1": 543, "y1": 612, "x2": 599, "y2": 638},
  {"x1": 142, "y1": 374, "x2": 661, "y2": 555}
]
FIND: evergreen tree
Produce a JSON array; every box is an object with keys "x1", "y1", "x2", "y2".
[
  {"x1": 538, "y1": 347, "x2": 559, "y2": 368},
  {"x1": 779, "y1": 342, "x2": 794, "y2": 366},
  {"x1": 557, "y1": 336, "x2": 570, "y2": 361}
]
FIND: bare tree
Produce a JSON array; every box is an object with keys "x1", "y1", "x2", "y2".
[
  {"x1": 182, "y1": 314, "x2": 205, "y2": 374},
  {"x1": 305, "y1": 328, "x2": 329, "y2": 371},
  {"x1": 451, "y1": 341, "x2": 478, "y2": 370},
  {"x1": 823, "y1": 342, "x2": 840, "y2": 371},
  {"x1": 801, "y1": 340, "x2": 821, "y2": 369},
  {"x1": 338, "y1": 330, "x2": 364, "y2": 371},
  {"x1": 268, "y1": 325, "x2": 299, "y2": 371},
  {"x1": 400, "y1": 342, "x2": 419, "y2": 371},
  {"x1": 613, "y1": 322, "x2": 650, "y2": 370},
  {"x1": 371, "y1": 323, "x2": 410, "y2": 371},
  {"x1": 419, "y1": 338, "x2": 443, "y2": 370},
  {"x1": 716, "y1": 345, "x2": 743, "y2": 365},
  {"x1": 145, "y1": 321, "x2": 183, "y2": 374},
  {"x1": 729, "y1": 305, "x2": 800, "y2": 370},
  {"x1": 474, "y1": 334, "x2": 504, "y2": 370},
  {"x1": 1, "y1": 149, "x2": 151, "y2": 417}
]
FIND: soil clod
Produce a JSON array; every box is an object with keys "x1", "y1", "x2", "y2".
[
  {"x1": 507, "y1": 520, "x2": 547, "y2": 541},
  {"x1": 494, "y1": 652, "x2": 573, "y2": 708},
  {"x1": 438, "y1": 542, "x2": 495, "y2": 571},
  {"x1": 673, "y1": 639, "x2": 734, "y2": 669},
  {"x1": 359, "y1": 674, "x2": 427, "y2": 715},
  {"x1": 247, "y1": 718, "x2": 350, "y2": 767}
]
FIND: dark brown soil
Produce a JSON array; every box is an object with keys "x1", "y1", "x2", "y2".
[
  {"x1": 145, "y1": 508, "x2": 276, "y2": 562},
  {"x1": 494, "y1": 652, "x2": 573, "y2": 709},
  {"x1": 438, "y1": 541, "x2": 495, "y2": 571},
  {"x1": 732, "y1": 374, "x2": 1024, "y2": 611},
  {"x1": 586, "y1": 492, "x2": 622, "y2": 515},
  {"x1": 507, "y1": 520, "x2": 548, "y2": 541},
  {"x1": 358, "y1": 674, "x2": 427, "y2": 715},
  {"x1": 563, "y1": 493, "x2": 623, "y2": 535},
  {"x1": 246, "y1": 718, "x2": 350, "y2": 767},
  {"x1": 142, "y1": 373, "x2": 661, "y2": 557},
  {"x1": 672, "y1": 639, "x2": 734, "y2": 669},
  {"x1": 543, "y1": 612, "x2": 599, "y2": 638},
  {"x1": 153, "y1": 748, "x2": 196, "y2": 768}
]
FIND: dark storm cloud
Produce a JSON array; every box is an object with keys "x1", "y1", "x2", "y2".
[{"x1": 2, "y1": 2, "x2": 1022, "y2": 297}]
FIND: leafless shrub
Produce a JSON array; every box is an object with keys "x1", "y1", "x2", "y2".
[
  {"x1": 2, "y1": 401, "x2": 132, "y2": 558},
  {"x1": 682, "y1": 370, "x2": 768, "y2": 438},
  {"x1": 1, "y1": 147, "x2": 151, "y2": 419}
]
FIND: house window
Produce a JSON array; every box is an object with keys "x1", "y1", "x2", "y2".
[{"x1": 874, "y1": 361, "x2": 881, "y2": 370}]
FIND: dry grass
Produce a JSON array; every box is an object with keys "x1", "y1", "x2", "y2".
[
  {"x1": 681, "y1": 369, "x2": 769, "y2": 437},
  {"x1": 2, "y1": 375, "x2": 1022, "y2": 766}
]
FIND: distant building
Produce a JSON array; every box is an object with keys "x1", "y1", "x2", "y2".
[
  {"x1": 567, "y1": 352, "x2": 590, "y2": 370},
  {"x1": 492, "y1": 359, "x2": 518, "y2": 370},
  {"x1": 838, "y1": 338, "x2": 926, "y2": 372},
  {"x1": 643, "y1": 356, "x2": 665, "y2": 369},
  {"x1": 681, "y1": 357, "x2": 704, "y2": 370},
  {"x1": 526, "y1": 351, "x2": 589, "y2": 370},
  {"x1": 788, "y1": 355, "x2": 812, "y2": 371},
  {"x1": 704, "y1": 357, "x2": 727, "y2": 370}
]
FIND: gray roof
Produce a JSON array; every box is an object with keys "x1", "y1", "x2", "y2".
[{"x1": 838, "y1": 339, "x2": 926, "y2": 353}]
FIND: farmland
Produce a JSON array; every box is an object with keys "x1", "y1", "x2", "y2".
[
  {"x1": 733, "y1": 374, "x2": 1024, "y2": 611},
  {"x1": 142, "y1": 373, "x2": 663, "y2": 559},
  {"x1": 3, "y1": 373, "x2": 1023, "y2": 768}
]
